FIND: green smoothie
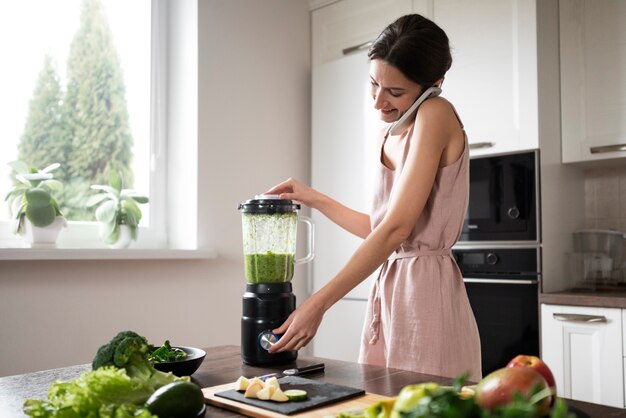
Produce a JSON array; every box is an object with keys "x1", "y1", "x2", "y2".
[{"x1": 244, "y1": 251, "x2": 295, "y2": 283}]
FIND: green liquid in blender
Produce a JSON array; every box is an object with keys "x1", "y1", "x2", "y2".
[{"x1": 244, "y1": 252, "x2": 295, "y2": 283}]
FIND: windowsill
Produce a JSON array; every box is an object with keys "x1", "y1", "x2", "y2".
[{"x1": 0, "y1": 247, "x2": 217, "y2": 261}]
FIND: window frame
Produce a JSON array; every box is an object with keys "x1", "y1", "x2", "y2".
[{"x1": 0, "y1": 0, "x2": 170, "y2": 251}]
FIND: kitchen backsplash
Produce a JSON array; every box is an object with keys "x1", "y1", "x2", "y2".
[
  {"x1": 579, "y1": 166, "x2": 626, "y2": 285},
  {"x1": 584, "y1": 166, "x2": 626, "y2": 232}
]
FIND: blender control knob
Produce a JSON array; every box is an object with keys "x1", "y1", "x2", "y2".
[{"x1": 259, "y1": 331, "x2": 279, "y2": 351}]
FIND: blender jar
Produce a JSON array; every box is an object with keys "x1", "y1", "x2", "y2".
[{"x1": 238, "y1": 195, "x2": 314, "y2": 284}]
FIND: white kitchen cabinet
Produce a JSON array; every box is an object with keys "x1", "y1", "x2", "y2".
[
  {"x1": 312, "y1": 298, "x2": 368, "y2": 362},
  {"x1": 430, "y1": 0, "x2": 539, "y2": 156},
  {"x1": 560, "y1": 0, "x2": 626, "y2": 164},
  {"x1": 541, "y1": 304, "x2": 624, "y2": 408},
  {"x1": 313, "y1": 0, "x2": 540, "y2": 156},
  {"x1": 311, "y1": 0, "x2": 412, "y2": 67},
  {"x1": 311, "y1": 49, "x2": 377, "y2": 301}
]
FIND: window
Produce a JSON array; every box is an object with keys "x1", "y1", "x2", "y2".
[{"x1": 0, "y1": 0, "x2": 168, "y2": 249}]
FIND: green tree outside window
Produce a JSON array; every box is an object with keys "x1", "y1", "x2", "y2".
[{"x1": 17, "y1": 0, "x2": 134, "y2": 221}]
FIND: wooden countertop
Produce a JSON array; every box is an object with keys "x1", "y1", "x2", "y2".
[
  {"x1": 1, "y1": 345, "x2": 624, "y2": 417},
  {"x1": 541, "y1": 289, "x2": 626, "y2": 309}
]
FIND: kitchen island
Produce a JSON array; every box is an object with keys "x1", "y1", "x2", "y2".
[{"x1": 1, "y1": 345, "x2": 624, "y2": 417}]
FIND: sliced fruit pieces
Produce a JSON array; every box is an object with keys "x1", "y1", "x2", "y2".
[
  {"x1": 244, "y1": 380, "x2": 264, "y2": 398},
  {"x1": 234, "y1": 376, "x2": 250, "y2": 391},
  {"x1": 265, "y1": 376, "x2": 280, "y2": 391},
  {"x1": 270, "y1": 388, "x2": 289, "y2": 402},
  {"x1": 283, "y1": 389, "x2": 308, "y2": 402},
  {"x1": 256, "y1": 385, "x2": 276, "y2": 400}
]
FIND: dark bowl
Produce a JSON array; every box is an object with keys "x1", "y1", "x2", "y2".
[{"x1": 152, "y1": 346, "x2": 206, "y2": 377}]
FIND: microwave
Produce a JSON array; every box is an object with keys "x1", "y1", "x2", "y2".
[{"x1": 459, "y1": 150, "x2": 540, "y2": 244}]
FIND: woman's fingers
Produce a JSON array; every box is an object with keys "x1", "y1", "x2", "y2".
[
  {"x1": 268, "y1": 297, "x2": 325, "y2": 353},
  {"x1": 270, "y1": 328, "x2": 313, "y2": 353},
  {"x1": 265, "y1": 178, "x2": 297, "y2": 195}
]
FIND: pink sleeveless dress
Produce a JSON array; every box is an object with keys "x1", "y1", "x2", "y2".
[{"x1": 358, "y1": 109, "x2": 482, "y2": 382}]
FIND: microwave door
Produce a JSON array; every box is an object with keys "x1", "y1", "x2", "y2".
[{"x1": 462, "y1": 151, "x2": 538, "y2": 242}]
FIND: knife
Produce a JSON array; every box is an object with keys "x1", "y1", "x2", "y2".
[{"x1": 258, "y1": 363, "x2": 325, "y2": 380}]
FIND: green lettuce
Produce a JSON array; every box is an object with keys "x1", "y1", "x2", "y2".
[{"x1": 23, "y1": 366, "x2": 158, "y2": 418}]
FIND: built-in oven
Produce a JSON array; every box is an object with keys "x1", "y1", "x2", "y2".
[
  {"x1": 454, "y1": 246, "x2": 540, "y2": 377},
  {"x1": 460, "y1": 150, "x2": 539, "y2": 244}
]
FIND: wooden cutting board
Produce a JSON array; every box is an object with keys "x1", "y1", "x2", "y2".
[{"x1": 202, "y1": 378, "x2": 391, "y2": 418}]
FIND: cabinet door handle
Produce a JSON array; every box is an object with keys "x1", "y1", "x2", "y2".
[
  {"x1": 469, "y1": 142, "x2": 494, "y2": 150},
  {"x1": 553, "y1": 313, "x2": 607, "y2": 323},
  {"x1": 590, "y1": 143, "x2": 626, "y2": 154},
  {"x1": 342, "y1": 41, "x2": 373, "y2": 56},
  {"x1": 463, "y1": 278, "x2": 538, "y2": 285}
]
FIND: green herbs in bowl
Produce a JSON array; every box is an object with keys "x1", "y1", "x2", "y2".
[
  {"x1": 150, "y1": 341, "x2": 206, "y2": 377},
  {"x1": 150, "y1": 340, "x2": 188, "y2": 363}
]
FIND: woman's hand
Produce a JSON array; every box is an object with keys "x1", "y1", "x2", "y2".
[
  {"x1": 268, "y1": 294, "x2": 327, "y2": 353},
  {"x1": 265, "y1": 178, "x2": 323, "y2": 209}
]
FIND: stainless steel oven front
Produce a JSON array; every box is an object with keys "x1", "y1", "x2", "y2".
[{"x1": 453, "y1": 247, "x2": 541, "y2": 377}]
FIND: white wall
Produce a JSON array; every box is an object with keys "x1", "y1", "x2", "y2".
[{"x1": 0, "y1": 0, "x2": 311, "y2": 377}]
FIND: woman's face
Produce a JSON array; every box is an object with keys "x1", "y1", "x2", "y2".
[{"x1": 369, "y1": 59, "x2": 422, "y2": 123}]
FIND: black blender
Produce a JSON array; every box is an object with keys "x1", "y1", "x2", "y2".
[{"x1": 238, "y1": 195, "x2": 314, "y2": 366}]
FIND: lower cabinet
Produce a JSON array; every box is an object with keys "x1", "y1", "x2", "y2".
[
  {"x1": 312, "y1": 298, "x2": 368, "y2": 362},
  {"x1": 541, "y1": 304, "x2": 624, "y2": 408}
]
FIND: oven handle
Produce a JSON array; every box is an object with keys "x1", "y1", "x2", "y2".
[
  {"x1": 463, "y1": 278, "x2": 538, "y2": 285},
  {"x1": 552, "y1": 313, "x2": 607, "y2": 323}
]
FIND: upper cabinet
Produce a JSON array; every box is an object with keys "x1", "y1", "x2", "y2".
[
  {"x1": 312, "y1": 0, "x2": 540, "y2": 157},
  {"x1": 311, "y1": 0, "x2": 412, "y2": 67},
  {"x1": 429, "y1": 0, "x2": 539, "y2": 156},
  {"x1": 560, "y1": 0, "x2": 626, "y2": 164}
]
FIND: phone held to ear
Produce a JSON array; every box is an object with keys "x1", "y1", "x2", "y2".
[{"x1": 387, "y1": 86, "x2": 442, "y2": 136}]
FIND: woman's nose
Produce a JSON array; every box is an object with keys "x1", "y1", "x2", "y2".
[{"x1": 373, "y1": 91, "x2": 387, "y2": 110}]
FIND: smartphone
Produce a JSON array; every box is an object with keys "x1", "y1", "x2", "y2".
[{"x1": 387, "y1": 86, "x2": 442, "y2": 136}]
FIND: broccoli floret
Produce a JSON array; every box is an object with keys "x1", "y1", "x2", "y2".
[
  {"x1": 92, "y1": 330, "x2": 144, "y2": 369},
  {"x1": 92, "y1": 330, "x2": 185, "y2": 392}
]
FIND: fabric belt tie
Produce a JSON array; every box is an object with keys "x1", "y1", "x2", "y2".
[
  {"x1": 388, "y1": 248, "x2": 452, "y2": 260},
  {"x1": 368, "y1": 248, "x2": 452, "y2": 345}
]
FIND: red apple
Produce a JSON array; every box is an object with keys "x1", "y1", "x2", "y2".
[
  {"x1": 475, "y1": 367, "x2": 551, "y2": 415},
  {"x1": 507, "y1": 355, "x2": 556, "y2": 390}
]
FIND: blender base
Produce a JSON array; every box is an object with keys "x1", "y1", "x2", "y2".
[{"x1": 241, "y1": 283, "x2": 298, "y2": 366}]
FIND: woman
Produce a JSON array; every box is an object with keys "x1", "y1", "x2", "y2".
[{"x1": 265, "y1": 14, "x2": 481, "y2": 381}]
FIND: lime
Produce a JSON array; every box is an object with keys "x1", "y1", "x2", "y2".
[
  {"x1": 145, "y1": 381, "x2": 205, "y2": 417},
  {"x1": 283, "y1": 389, "x2": 308, "y2": 402}
]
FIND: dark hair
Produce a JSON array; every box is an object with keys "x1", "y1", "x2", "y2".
[{"x1": 368, "y1": 14, "x2": 452, "y2": 89}]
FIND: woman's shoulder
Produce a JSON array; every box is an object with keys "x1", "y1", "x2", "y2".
[
  {"x1": 417, "y1": 96, "x2": 455, "y2": 118},
  {"x1": 415, "y1": 96, "x2": 462, "y2": 133}
]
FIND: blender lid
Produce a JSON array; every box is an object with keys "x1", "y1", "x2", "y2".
[{"x1": 238, "y1": 194, "x2": 301, "y2": 214}]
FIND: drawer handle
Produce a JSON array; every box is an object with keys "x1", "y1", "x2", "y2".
[
  {"x1": 553, "y1": 313, "x2": 607, "y2": 323},
  {"x1": 469, "y1": 142, "x2": 494, "y2": 150},
  {"x1": 342, "y1": 41, "x2": 373, "y2": 56},
  {"x1": 590, "y1": 144, "x2": 626, "y2": 154},
  {"x1": 463, "y1": 278, "x2": 538, "y2": 285}
]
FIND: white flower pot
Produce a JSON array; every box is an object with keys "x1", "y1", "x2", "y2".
[
  {"x1": 24, "y1": 216, "x2": 65, "y2": 247},
  {"x1": 108, "y1": 224, "x2": 133, "y2": 249}
]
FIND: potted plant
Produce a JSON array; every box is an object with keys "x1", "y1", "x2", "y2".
[
  {"x1": 4, "y1": 161, "x2": 66, "y2": 246},
  {"x1": 87, "y1": 170, "x2": 148, "y2": 248}
]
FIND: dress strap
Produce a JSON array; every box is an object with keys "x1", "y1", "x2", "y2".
[{"x1": 448, "y1": 103, "x2": 465, "y2": 129}]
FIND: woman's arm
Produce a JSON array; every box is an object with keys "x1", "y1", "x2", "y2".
[
  {"x1": 269, "y1": 98, "x2": 462, "y2": 352},
  {"x1": 265, "y1": 178, "x2": 371, "y2": 239}
]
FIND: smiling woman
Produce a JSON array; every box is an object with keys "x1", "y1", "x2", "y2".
[{"x1": 0, "y1": 0, "x2": 166, "y2": 249}]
